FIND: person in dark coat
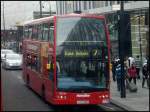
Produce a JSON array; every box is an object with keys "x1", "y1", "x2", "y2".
[
  {"x1": 112, "y1": 59, "x2": 117, "y2": 82},
  {"x1": 142, "y1": 64, "x2": 149, "y2": 88},
  {"x1": 135, "y1": 55, "x2": 141, "y2": 79},
  {"x1": 115, "y1": 60, "x2": 122, "y2": 91}
]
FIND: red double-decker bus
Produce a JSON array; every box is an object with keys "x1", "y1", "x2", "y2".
[{"x1": 22, "y1": 13, "x2": 111, "y2": 105}]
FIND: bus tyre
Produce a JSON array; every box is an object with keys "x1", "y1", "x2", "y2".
[{"x1": 41, "y1": 85, "x2": 45, "y2": 100}]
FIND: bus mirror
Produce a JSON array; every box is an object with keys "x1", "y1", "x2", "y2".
[{"x1": 46, "y1": 64, "x2": 50, "y2": 70}]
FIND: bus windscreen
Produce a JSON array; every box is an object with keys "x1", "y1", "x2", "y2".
[{"x1": 56, "y1": 17, "x2": 108, "y2": 92}]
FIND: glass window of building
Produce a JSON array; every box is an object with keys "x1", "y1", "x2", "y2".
[
  {"x1": 89, "y1": 1, "x2": 91, "y2": 9},
  {"x1": 117, "y1": 1, "x2": 120, "y2": 4},
  {"x1": 60, "y1": 2, "x2": 62, "y2": 15},
  {"x1": 84, "y1": 1, "x2": 87, "y2": 10},
  {"x1": 110, "y1": 1, "x2": 115, "y2": 6},
  {"x1": 65, "y1": 2, "x2": 67, "y2": 13},
  {"x1": 95, "y1": 1, "x2": 100, "y2": 8},
  {"x1": 73, "y1": 1, "x2": 75, "y2": 11},
  {"x1": 79, "y1": 1, "x2": 81, "y2": 11},
  {"x1": 99, "y1": 1, "x2": 104, "y2": 7},
  {"x1": 124, "y1": 1, "x2": 128, "y2": 3},
  {"x1": 75, "y1": 1, "x2": 78, "y2": 11},
  {"x1": 105, "y1": 1, "x2": 108, "y2": 6},
  {"x1": 110, "y1": 1, "x2": 112, "y2": 6},
  {"x1": 93, "y1": 1, "x2": 96, "y2": 8},
  {"x1": 130, "y1": 10, "x2": 148, "y2": 59}
]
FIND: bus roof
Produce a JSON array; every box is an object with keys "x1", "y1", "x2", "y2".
[
  {"x1": 23, "y1": 13, "x2": 105, "y2": 26},
  {"x1": 23, "y1": 16, "x2": 54, "y2": 26}
]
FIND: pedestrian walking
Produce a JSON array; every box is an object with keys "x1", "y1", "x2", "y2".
[
  {"x1": 111, "y1": 58, "x2": 118, "y2": 82},
  {"x1": 124, "y1": 57, "x2": 130, "y2": 84},
  {"x1": 142, "y1": 63, "x2": 149, "y2": 88},
  {"x1": 135, "y1": 55, "x2": 141, "y2": 79},
  {"x1": 128, "y1": 63, "x2": 137, "y2": 85},
  {"x1": 115, "y1": 60, "x2": 122, "y2": 91},
  {"x1": 147, "y1": 58, "x2": 150, "y2": 88},
  {"x1": 128, "y1": 57, "x2": 135, "y2": 68}
]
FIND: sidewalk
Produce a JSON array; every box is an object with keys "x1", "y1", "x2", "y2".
[{"x1": 110, "y1": 72, "x2": 149, "y2": 111}]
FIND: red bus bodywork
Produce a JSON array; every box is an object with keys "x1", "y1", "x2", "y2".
[{"x1": 22, "y1": 14, "x2": 111, "y2": 105}]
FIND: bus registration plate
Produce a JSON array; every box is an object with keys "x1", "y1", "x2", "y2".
[{"x1": 77, "y1": 100, "x2": 89, "y2": 104}]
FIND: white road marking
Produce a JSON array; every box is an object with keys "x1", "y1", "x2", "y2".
[{"x1": 99, "y1": 105, "x2": 116, "y2": 111}]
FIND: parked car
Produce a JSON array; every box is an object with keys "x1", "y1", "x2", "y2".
[
  {"x1": 2, "y1": 53, "x2": 22, "y2": 69},
  {"x1": 1, "y1": 49, "x2": 14, "y2": 62}
]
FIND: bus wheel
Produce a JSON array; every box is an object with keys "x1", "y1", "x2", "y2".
[{"x1": 41, "y1": 85, "x2": 45, "y2": 100}]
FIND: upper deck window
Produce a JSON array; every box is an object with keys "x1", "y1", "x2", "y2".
[
  {"x1": 42, "y1": 23, "x2": 49, "y2": 41},
  {"x1": 56, "y1": 17, "x2": 107, "y2": 46},
  {"x1": 23, "y1": 26, "x2": 29, "y2": 38}
]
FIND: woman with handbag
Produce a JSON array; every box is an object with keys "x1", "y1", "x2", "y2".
[{"x1": 128, "y1": 63, "x2": 137, "y2": 85}]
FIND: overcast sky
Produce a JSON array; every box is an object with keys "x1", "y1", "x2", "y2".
[{"x1": 1, "y1": 1, "x2": 56, "y2": 29}]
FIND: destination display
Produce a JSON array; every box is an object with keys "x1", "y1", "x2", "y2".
[{"x1": 64, "y1": 50, "x2": 89, "y2": 57}]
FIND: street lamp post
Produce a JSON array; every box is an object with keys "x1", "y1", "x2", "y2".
[
  {"x1": 49, "y1": 2, "x2": 51, "y2": 16},
  {"x1": 138, "y1": 11, "x2": 143, "y2": 71},
  {"x1": 112, "y1": 1, "x2": 126, "y2": 98},
  {"x1": 118, "y1": 1, "x2": 126, "y2": 98},
  {"x1": 39, "y1": 1, "x2": 42, "y2": 18},
  {"x1": 2, "y1": 1, "x2": 6, "y2": 47}
]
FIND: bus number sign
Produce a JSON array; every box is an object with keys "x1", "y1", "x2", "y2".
[{"x1": 77, "y1": 100, "x2": 89, "y2": 104}]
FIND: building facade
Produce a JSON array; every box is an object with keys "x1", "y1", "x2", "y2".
[{"x1": 56, "y1": 1, "x2": 149, "y2": 60}]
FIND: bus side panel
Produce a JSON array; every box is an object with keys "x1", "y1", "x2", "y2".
[
  {"x1": 53, "y1": 91, "x2": 109, "y2": 105},
  {"x1": 22, "y1": 65, "x2": 26, "y2": 83},
  {"x1": 44, "y1": 79, "x2": 54, "y2": 103},
  {"x1": 27, "y1": 68, "x2": 43, "y2": 95}
]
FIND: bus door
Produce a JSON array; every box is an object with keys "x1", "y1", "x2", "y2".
[{"x1": 46, "y1": 49, "x2": 54, "y2": 97}]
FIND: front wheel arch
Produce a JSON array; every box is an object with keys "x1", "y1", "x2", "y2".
[
  {"x1": 41, "y1": 85, "x2": 46, "y2": 100},
  {"x1": 26, "y1": 75, "x2": 30, "y2": 86}
]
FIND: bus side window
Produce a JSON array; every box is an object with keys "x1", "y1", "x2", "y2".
[
  {"x1": 32, "y1": 25, "x2": 38, "y2": 40},
  {"x1": 23, "y1": 26, "x2": 29, "y2": 39},
  {"x1": 38, "y1": 24, "x2": 43, "y2": 41},
  {"x1": 48, "y1": 55, "x2": 54, "y2": 80},
  {"x1": 26, "y1": 54, "x2": 31, "y2": 67},
  {"x1": 28, "y1": 26, "x2": 32, "y2": 39},
  {"x1": 32, "y1": 55, "x2": 38, "y2": 70},
  {"x1": 49, "y1": 26, "x2": 54, "y2": 45},
  {"x1": 42, "y1": 23, "x2": 49, "y2": 41}
]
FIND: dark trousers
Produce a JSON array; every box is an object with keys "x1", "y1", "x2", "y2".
[
  {"x1": 116, "y1": 78, "x2": 121, "y2": 91},
  {"x1": 129, "y1": 77, "x2": 136, "y2": 85},
  {"x1": 112, "y1": 70, "x2": 116, "y2": 81},
  {"x1": 136, "y1": 68, "x2": 140, "y2": 79},
  {"x1": 142, "y1": 77, "x2": 149, "y2": 87}
]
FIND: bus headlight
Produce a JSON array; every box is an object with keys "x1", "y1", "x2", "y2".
[
  {"x1": 99, "y1": 95, "x2": 109, "y2": 98},
  {"x1": 57, "y1": 95, "x2": 67, "y2": 99},
  {"x1": 60, "y1": 96, "x2": 63, "y2": 99}
]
